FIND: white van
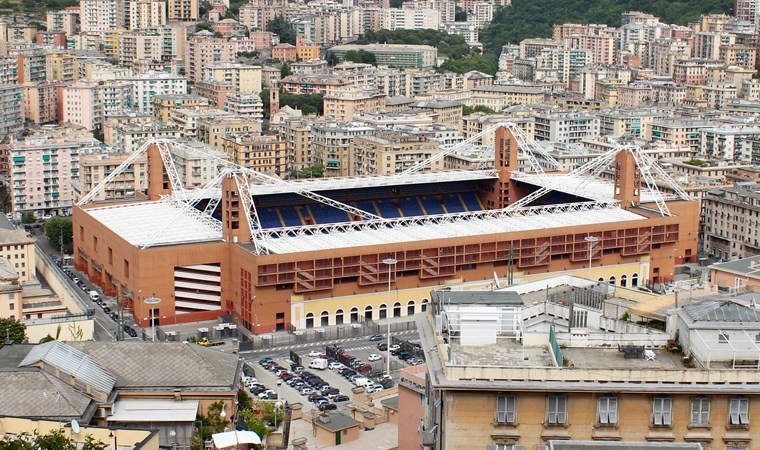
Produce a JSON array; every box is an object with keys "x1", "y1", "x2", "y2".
[
  {"x1": 353, "y1": 377, "x2": 371, "y2": 387},
  {"x1": 309, "y1": 359, "x2": 328, "y2": 370},
  {"x1": 89, "y1": 291, "x2": 100, "y2": 301}
]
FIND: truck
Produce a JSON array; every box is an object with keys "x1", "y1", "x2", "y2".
[
  {"x1": 198, "y1": 337, "x2": 224, "y2": 347},
  {"x1": 308, "y1": 358, "x2": 328, "y2": 370}
]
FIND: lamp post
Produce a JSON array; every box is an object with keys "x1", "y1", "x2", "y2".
[
  {"x1": 144, "y1": 297, "x2": 161, "y2": 343},
  {"x1": 108, "y1": 430, "x2": 117, "y2": 450},
  {"x1": 585, "y1": 236, "x2": 599, "y2": 275},
  {"x1": 382, "y1": 257, "x2": 397, "y2": 376},
  {"x1": 275, "y1": 380, "x2": 282, "y2": 430}
]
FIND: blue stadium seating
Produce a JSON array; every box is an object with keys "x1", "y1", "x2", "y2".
[
  {"x1": 310, "y1": 204, "x2": 350, "y2": 224},
  {"x1": 355, "y1": 200, "x2": 378, "y2": 216},
  {"x1": 376, "y1": 200, "x2": 401, "y2": 218},
  {"x1": 401, "y1": 198, "x2": 424, "y2": 217},
  {"x1": 460, "y1": 192, "x2": 483, "y2": 211},
  {"x1": 444, "y1": 194, "x2": 465, "y2": 213},
  {"x1": 280, "y1": 207, "x2": 302, "y2": 226},
  {"x1": 259, "y1": 207, "x2": 283, "y2": 228},
  {"x1": 420, "y1": 197, "x2": 445, "y2": 215}
]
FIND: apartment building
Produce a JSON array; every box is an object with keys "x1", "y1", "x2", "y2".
[
  {"x1": 192, "y1": 80, "x2": 235, "y2": 108},
  {"x1": 14, "y1": 49, "x2": 51, "y2": 84},
  {"x1": 412, "y1": 100, "x2": 463, "y2": 131},
  {"x1": 221, "y1": 133, "x2": 288, "y2": 176},
  {"x1": 119, "y1": 29, "x2": 177, "y2": 71},
  {"x1": 62, "y1": 80, "x2": 131, "y2": 131},
  {"x1": 184, "y1": 34, "x2": 254, "y2": 83},
  {"x1": 80, "y1": 0, "x2": 125, "y2": 32},
  {"x1": 533, "y1": 111, "x2": 601, "y2": 144},
  {"x1": 379, "y1": 9, "x2": 440, "y2": 31},
  {"x1": 22, "y1": 82, "x2": 61, "y2": 125},
  {"x1": 222, "y1": 93, "x2": 264, "y2": 120},
  {"x1": 327, "y1": 44, "x2": 437, "y2": 69},
  {"x1": 205, "y1": 63, "x2": 262, "y2": 94},
  {"x1": 311, "y1": 121, "x2": 375, "y2": 177},
  {"x1": 701, "y1": 183, "x2": 760, "y2": 259},
  {"x1": 46, "y1": 8, "x2": 80, "y2": 36},
  {"x1": 0, "y1": 217, "x2": 35, "y2": 287},
  {"x1": 196, "y1": 116, "x2": 262, "y2": 149},
  {"x1": 121, "y1": 72, "x2": 188, "y2": 114},
  {"x1": 74, "y1": 153, "x2": 147, "y2": 201},
  {"x1": 168, "y1": 0, "x2": 198, "y2": 21},
  {"x1": 323, "y1": 87, "x2": 386, "y2": 122},
  {"x1": 595, "y1": 108, "x2": 667, "y2": 138},
  {"x1": 415, "y1": 282, "x2": 760, "y2": 450},
  {"x1": 153, "y1": 93, "x2": 209, "y2": 123},
  {"x1": 647, "y1": 119, "x2": 714, "y2": 151},
  {"x1": 0, "y1": 85, "x2": 24, "y2": 137},
  {"x1": 277, "y1": 117, "x2": 312, "y2": 172},
  {"x1": 127, "y1": 0, "x2": 166, "y2": 30},
  {"x1": 104, "y1": 121, "x2": 182, "y2": 153},
  {"x1": 169, "y1": 141, "x2": 225, "y2": 188},
  {"x1": 9, "y1": 127, "x2": 99, "y2": 218},
  {"x1": 352, "y1": 131, "x2": 441, "y2": 176},
  {"x1": 280, "y1": 75, "x2": 350, "y2": 95},
  {"x1": 470, "y1": 85, "x2": 544, "y2": 110}
]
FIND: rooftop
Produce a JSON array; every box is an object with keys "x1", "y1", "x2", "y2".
[
  {"x1": 312, "y1": 412, "x2": 360, "y2": 432},
  {"x1": 710, "y1": 255, "x2": 760, "y2": 277},
  {"x1": 83, "y1": 199, "x2": 222, "y2": 248}
]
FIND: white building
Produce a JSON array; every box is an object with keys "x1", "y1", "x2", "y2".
[
  {"x1": 380, "y1": 9, "x2": 440, "y2": 31},
  {"x1": 80, "y1": 0, "x2": 125, "y2": 32}
]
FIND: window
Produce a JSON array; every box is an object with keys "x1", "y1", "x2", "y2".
[
  {"x1": 305, "y1": 313, "x2": 314, "y2": 328},
  {"x1": 719, "y1": 332, "x2": 730, "y2": 343},
  {"x1": 729, "y1": 398, "x2": 749, "y2": 426},
  {"x1": 8, "y1": 303, "x2": 13, "y2": 310},
  {"x1": 598, "y1": 397, "x2": 618, "y2": 425},
  {"x1": 496, "y1": 394, "x2": 516, "y2": 424},
  {"x1": 726, "y1": 444, "x2": 748, "y2": 450},
  {"x1": 652, "y1": 398, "x2": 672, "y2": 426},
  {"x1": 690, "y1": 398, "x2": 710, "y2": 426},
  {"x1": 546, "y1": 395, "x2": 566, "y2": 425}
]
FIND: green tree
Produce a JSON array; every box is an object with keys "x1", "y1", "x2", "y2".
[
  {"x1": 0, "y1": 430, "x2": 106, "y2": 450},
  {"x1": 43, "y1": 217, "x2": 73, "y2": 253},
  {"x1": 291, "y1": 164, "x2": 324, "y2": 179},
  {"x1": 437, "y1": 53, "x2": 498, "y2": 75},
  {"x1": 357, "y1": 29, "x2": 472, "y2": 59},
  {"x1": 33, "y1": 429, "x2": 75, "y2": 450},
  {"x1": 195, "y1": 22, "x2": 213, "y2": 33},
  {"x1": 21, "y1": 212, "x2": 35, "y2": 224},
  {"x1": 0, "y1": 318, "x2": 27, "y2": 344},
  {"x1": 325, "y1": 53, "x2": 339, "y2": 66},
  {"x1": 454, "y1": 7, "x2": 467, "y2": 21},
  {"x1": 344, "y1": 50, "x2": 377, "y2": 65},
  {"x1": 92, "y1": 128, "x2": 104, "y2": 143},
  {"x1": 191, "y1": 401, "x2": 229, "y2": 450},
  {"x1": 267, "y1": 16, "x2": 296, "y2": 45},
  {"x1": 463, "y1": 105, "x2": 500, "y2": 115},
  {"x1": 280, "y1": 62, "x2": 292, "y2": 78}
]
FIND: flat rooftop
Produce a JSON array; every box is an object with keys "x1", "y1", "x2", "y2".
[
  {"x1": 512, "y1": 172, "x2": 677, "y2": 204},
  {"x1": 84, "y1": 200, "x2": 222, "y2": 247},
  {"x1": 449, "y1": 338, "x2": 555, "y2": 367}
]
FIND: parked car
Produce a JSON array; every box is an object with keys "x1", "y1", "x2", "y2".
[
  {"x1": 333, "y1": 394, "x2": 350, "y2": 403},
  {"x1": 257, "y1": 390, "x2": 276, "y2": 399},
  {"x1": 369, "y1": 334, "x2": 384, "y2": 342},
  {"x1": 389, "y1": 344, "x2": 401, "y2": 352},
  {"x1": 258, "y1": 358, "x2": 273, "y2": 366},
  {"x1": 308, "y1": 350, "x2": 321, "y2": 357},
  {"x1": 328, "y1": 362, "x2": 344, "y2": 370},
  {"x1": 366, "y1": 384, "x2": 384, "y2": 394},
  {"x1": 377, "y1": 343, "x2": 388, "y2": 351},
  {"x1": 318, "y1": 403, "x2": 338, "y2": 411},
  {"x1": 367, "y1": 353, "x2": 382, "y2": 362},
  {"x1": 299, "y1": 387, "x2": 314, "y2": 395}
]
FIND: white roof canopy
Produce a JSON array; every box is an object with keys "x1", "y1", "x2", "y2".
[{"x1": 107, "y1": 399, "x2": 199, "y2": 422}]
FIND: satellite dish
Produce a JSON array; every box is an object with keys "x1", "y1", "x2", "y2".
[
  {"x1": 493, "y1": 271, "x2": 501, "y2": 289},
  {"x1": 71, "y1": 420, "x2": 80, "y2": 434}
]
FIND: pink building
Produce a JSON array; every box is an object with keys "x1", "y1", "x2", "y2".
[
  {"x1": 398, "y1": 365, "x2": 426, "y2": 450},
  {"x1": 251, "y1": 31, "x2": 274, "y2": 54}
]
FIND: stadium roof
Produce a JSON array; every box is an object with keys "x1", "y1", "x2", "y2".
[
  {"x1": 511, "y1": 172, "x2": 675, "y2": 204},
  {"x1": 255, "y1": 203, "x2": 646, "y2": 254},
  {"x1": 251, "y1": 170, "x2": 497, "y2": 196},
  {"x1": 85, "y1": 199, "x2": 223, "y2": 247}
]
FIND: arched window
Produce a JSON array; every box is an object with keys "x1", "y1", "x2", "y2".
[
  {"x1": 407, "y1": 300, "x2": 415, "y2": 315},
  {"x1": 350, "y1": 307, "x2": 359, "y2": 323},
  {"x1": 335, "y1": 309, "x2": 344, "y2": 325},
  {"x1": 421, "y1": 299, "x2": 428, "y2": 312},
  {"x1": 364, "y1": 305, "x2": 373, "y2": 321},
  {"x1": 631, "y1": 273, "x2": 639, "y2": 287},
  {"x1": 305, "y1": 312, "x2": 314, "y2": 329},
  {"x1": 620, "y1": 275, "x2": 627, "y2": 287},
  {"x1": 320, "y1": 311, "x2": 329, "y2": 327},
  {"x1": 379, "y1": 304, "x2": 387, "y2": 319},
  {"x1": 598, "y1": 277, "x2": 605, "y2": 283},
  {"x1": 393, "y1": 302, "x2": 402, "y2": 318},
  {"x1": 609, "y1": 276, "x2": 616, "y2": 286}
]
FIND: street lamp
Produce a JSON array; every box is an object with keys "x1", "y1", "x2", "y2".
[
  {"x1": 382, "y1": 258, "x2": 397, "y2": 376},
  {"x1": 144, "y1": 296, "x2": 161, "y2": 343},
  {"x1": 108, "y1": 430, "x2": 117, "y2": 450},
  {"x1": 585, "y1": 236, "x2": 599, "y2": 275},
  {"x1": 220, "y1": 403, "x2": 227, "y2": 419}
]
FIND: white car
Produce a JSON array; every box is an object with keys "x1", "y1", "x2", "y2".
[
  {"x1": 299, "y1": 387, "x2": 314, "y2": 395},
  {"x1": 328, "y1": 362, "x2": 344, "y2": 370},
  {"x1": 257, "y1": 390, "x2": 275, "y2": 399},
  {"x1": 366, "y1": 384, "x2": 384, "y2": 393},
  {"x1": 367, "y1": 354, "x2": 382, "y2": 362},
  {"x1": 308, "y1": 350, "x2": 321, "y2": 357},
  {"x1": 389, "y1": 344, "x2": 400, "y2": 352}
]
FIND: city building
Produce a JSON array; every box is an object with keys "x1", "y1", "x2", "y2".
[
  {"x1": 470, "y1": 85, "x2": 544, "y2": 110},
  {"x1": 352, "y1": 131, "x2": 441, "y2": 176},
  {"x1": 205, "y1": 63, "x2": 262, "y2": 94},
  {"x1": 80, "y1": 0, "x2": 125, "y2": 32},
  {"x1": 533, "y1": 111, "x2": 601, "y2": 144},
  {"x1": 327, "y1": 44, "x2": 438, "y2": 69},
  {"x1": 701, "y1": 182, "x2": 760, "y2": 260},
  {"x1": 74, "y1": 153, "x2": 148, "y2": 201},
  {"x1": 221, "y1": 132, "x2": 288, "y2": 175},
  {"x1": 323, "y1": 88, "x2": 386, "y2": 122}
]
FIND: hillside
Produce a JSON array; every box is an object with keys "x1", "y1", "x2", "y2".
[{"x1": 480, "y1": 0, "x2": 733, "y2": 56}]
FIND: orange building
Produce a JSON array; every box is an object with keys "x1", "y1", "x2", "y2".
[
  {"x1": 272, "y1": 43, "x2": 297, "y2": 61},
  {"x1": 296, "y1": 36, "x2": 320, "y2": 61},
  {"x1": 72, "y1": 127, "x2": 698, "y2": 332}
]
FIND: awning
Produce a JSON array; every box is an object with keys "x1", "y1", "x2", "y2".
[
  {"x1": 212, "y1": 430, "x2": 262, "y2": 448},
  {"x1": 107, "y1": 399, "x2": 199, "y2": 422},
  {"x1": 628, "y1": 294, "x2": 677, "y2": 321}
]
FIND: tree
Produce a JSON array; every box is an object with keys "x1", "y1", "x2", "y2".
[
  {"x1": 437, "y1": 53, "x2": 499, "y2": 75},
  {"x1": 0, "y1": 430, "x2": 106, "y2": 450},
  {"x1": 0, "y1": 318, "x2": 27, "y2": 344},
  {"x1": 344, "y1": 50, "x2": 377, "y2": 66},
  {"x1": 43, "y1": 217, "x2": 73, "y2": 254},
  {"x1": 92, "y1": 128, "x2": 104, "y2": 143},
  {"x1": 455, "y1": 7, "x2": 467, "y2": 21},
  {"x1": 21, "y1": 212, "x2": 35, "y2": 224},
  {"x1": 463, "y1": 105, "x2": 500, "y2": 115},
  {"x1": 267, "y1": 16, "x2": 296, "y2": 45},
  {"x1": 291, "y1": 164, "x2": 324, "y2": 179},
  {"x1": 325, "y1": 53, "x2": 339, "y2": 66},
  {"x1": 191, "y1": 401, "x2": 229, "y2": 450},
  {"x1": 195, "y1": 22, "x2": 213, "y2": 33},
  {"x1": 280, "y1": 62, "x2": 292, "y2": 78}
]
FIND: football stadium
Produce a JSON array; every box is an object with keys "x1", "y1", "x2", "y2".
[{"x1": 72, "y1": 126, "x2": 699, "y2": 332}]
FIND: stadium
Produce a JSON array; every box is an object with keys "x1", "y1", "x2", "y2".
[{"x1": 72, "y1": 125, "x2": 699, "y2": 332}]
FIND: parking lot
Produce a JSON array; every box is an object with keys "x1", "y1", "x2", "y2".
[{"x1": 242, "y1": 335, "x2": 424, "y2": 414}]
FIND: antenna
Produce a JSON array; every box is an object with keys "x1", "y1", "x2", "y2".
[
  {"x1": 493, "y1": 271, "x2": 501, "y2": 289},
  {"x1": 71, "y1": 420, "x2": 80, "y2": 434}
]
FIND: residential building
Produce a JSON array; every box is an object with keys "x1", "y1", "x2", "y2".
[
  {"x1": 80, "y1": 0, "x2": 125, "y2": 32},
  {"x1": 121, "y1": 72, "x2": 188, "y2": 114},
  {"x1": 221, "y1": 133, "x2": 288, "y2": 176},
  {"x1": 197, "y1": 116, "x2": 262, "y2": 149},
  {"x1": 205, "y1": 63, "x2": 262, "y2": 94},
  {"x1": 49, "y1": 52, "x2": 79, "y2": 82},
  {"x1": 170, "y1": 141, "x2": 225, "y2": 188},
  {"x1": 153, "y1": 93, "x2": 209, "y2": 123},
  {"x1": 104, "y1": 120, "x2": 182, "y2": 153},
  {"x1": 22, "y1": 82, "x2": 61, "y2": 125},
  {"x1": 471, "y1": 85, "x2": 544, "y2": 110},
  {"x1": 74, "y1": 153, "x2": 148, "y2": 201},
  {"x1": 647, "y1": 119, "x2": 714, "y2": 151},
  {"x1": 9, "y1": 126, "x2": 100, "y2": 217},
  {"x1": 184, "y1": 34, "x2": 255, "y2": 83},
  {"x1": 277, "y1": 116, "x2": 311, "y2": 172},
  {"x1": 352, "y1": 131, "x2": 441, "y2": 176},
  {"x1": 323, "y1": 87, "x2": 386, "y2": 122},
  {"x1": 311, "y1": 121, "x2": 375, "y2": 177},
  {"x1": 280, "y1": 75, "x2": 350, "y2": 95},
  {"x1": 61, "y1": 81, "x2": 99, "y2": 131},
  {"x1": 0, "y1": 216, "x2": 36, "y2": 284},
  {"x1": 271, "y1": 43, "x2": 297, "y2": 61},
  {"x1": 127, "y1": 0, "x2": 167, "y2": 30},
  {"x1": 46, "y1": 8, "x2": 80, "y2": 36},
  {"x1": 192, "y1": 80, "x2": 235, "y2": 108},
  {"x1": 534, "y1": 111, "x2": 601, "y2": 144},
  {"x1": 327, "y1": 44, "x2": 438, "y2": 69},
  {"x1": 222, "y1": 92, "x2": 264, "y2": 121},
  {"x1": 0, "y1": 85, "x2": 25, "y2": 137},
  {"x1": 412, "y1": 100, "x2": 463, "y2": 131},
  {"x1": 701, "y1": 183, "x2": 760, "y2": 259},
  {"x1": 168, "y1": 0, "x2": 198, "y2": 21},
  {"x1": 708, "y1": 255, "x2": 760, "y2": 294},
  {"x1": 380, "y1": 9, "x2": 440, "y2": 31}
]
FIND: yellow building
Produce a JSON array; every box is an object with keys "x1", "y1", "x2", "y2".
[
  {"x1": 206, "y1": 63, "x2": 262, "y2": 94},
  {"x1": 197, "y1": 116, "x2": 262, "y2": 150},
  {"x1": 351, "y1": 131, "x2": 442, "y2": 176},
  {"x1": 221, "y1": 132, "x2": 288, "y2": 176},
  {"x1": 152, "y1": 93, "x2": 209, "y2": 123},
  {"x1": 75, "y1": 153, "x2": 148, "y2": 202},
  {"x1": 323, "y1": 87, "x2": 386, "y2": 122},
  {"x1": 0, "y1": 418, "x2": 158, "y2": 450}
]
